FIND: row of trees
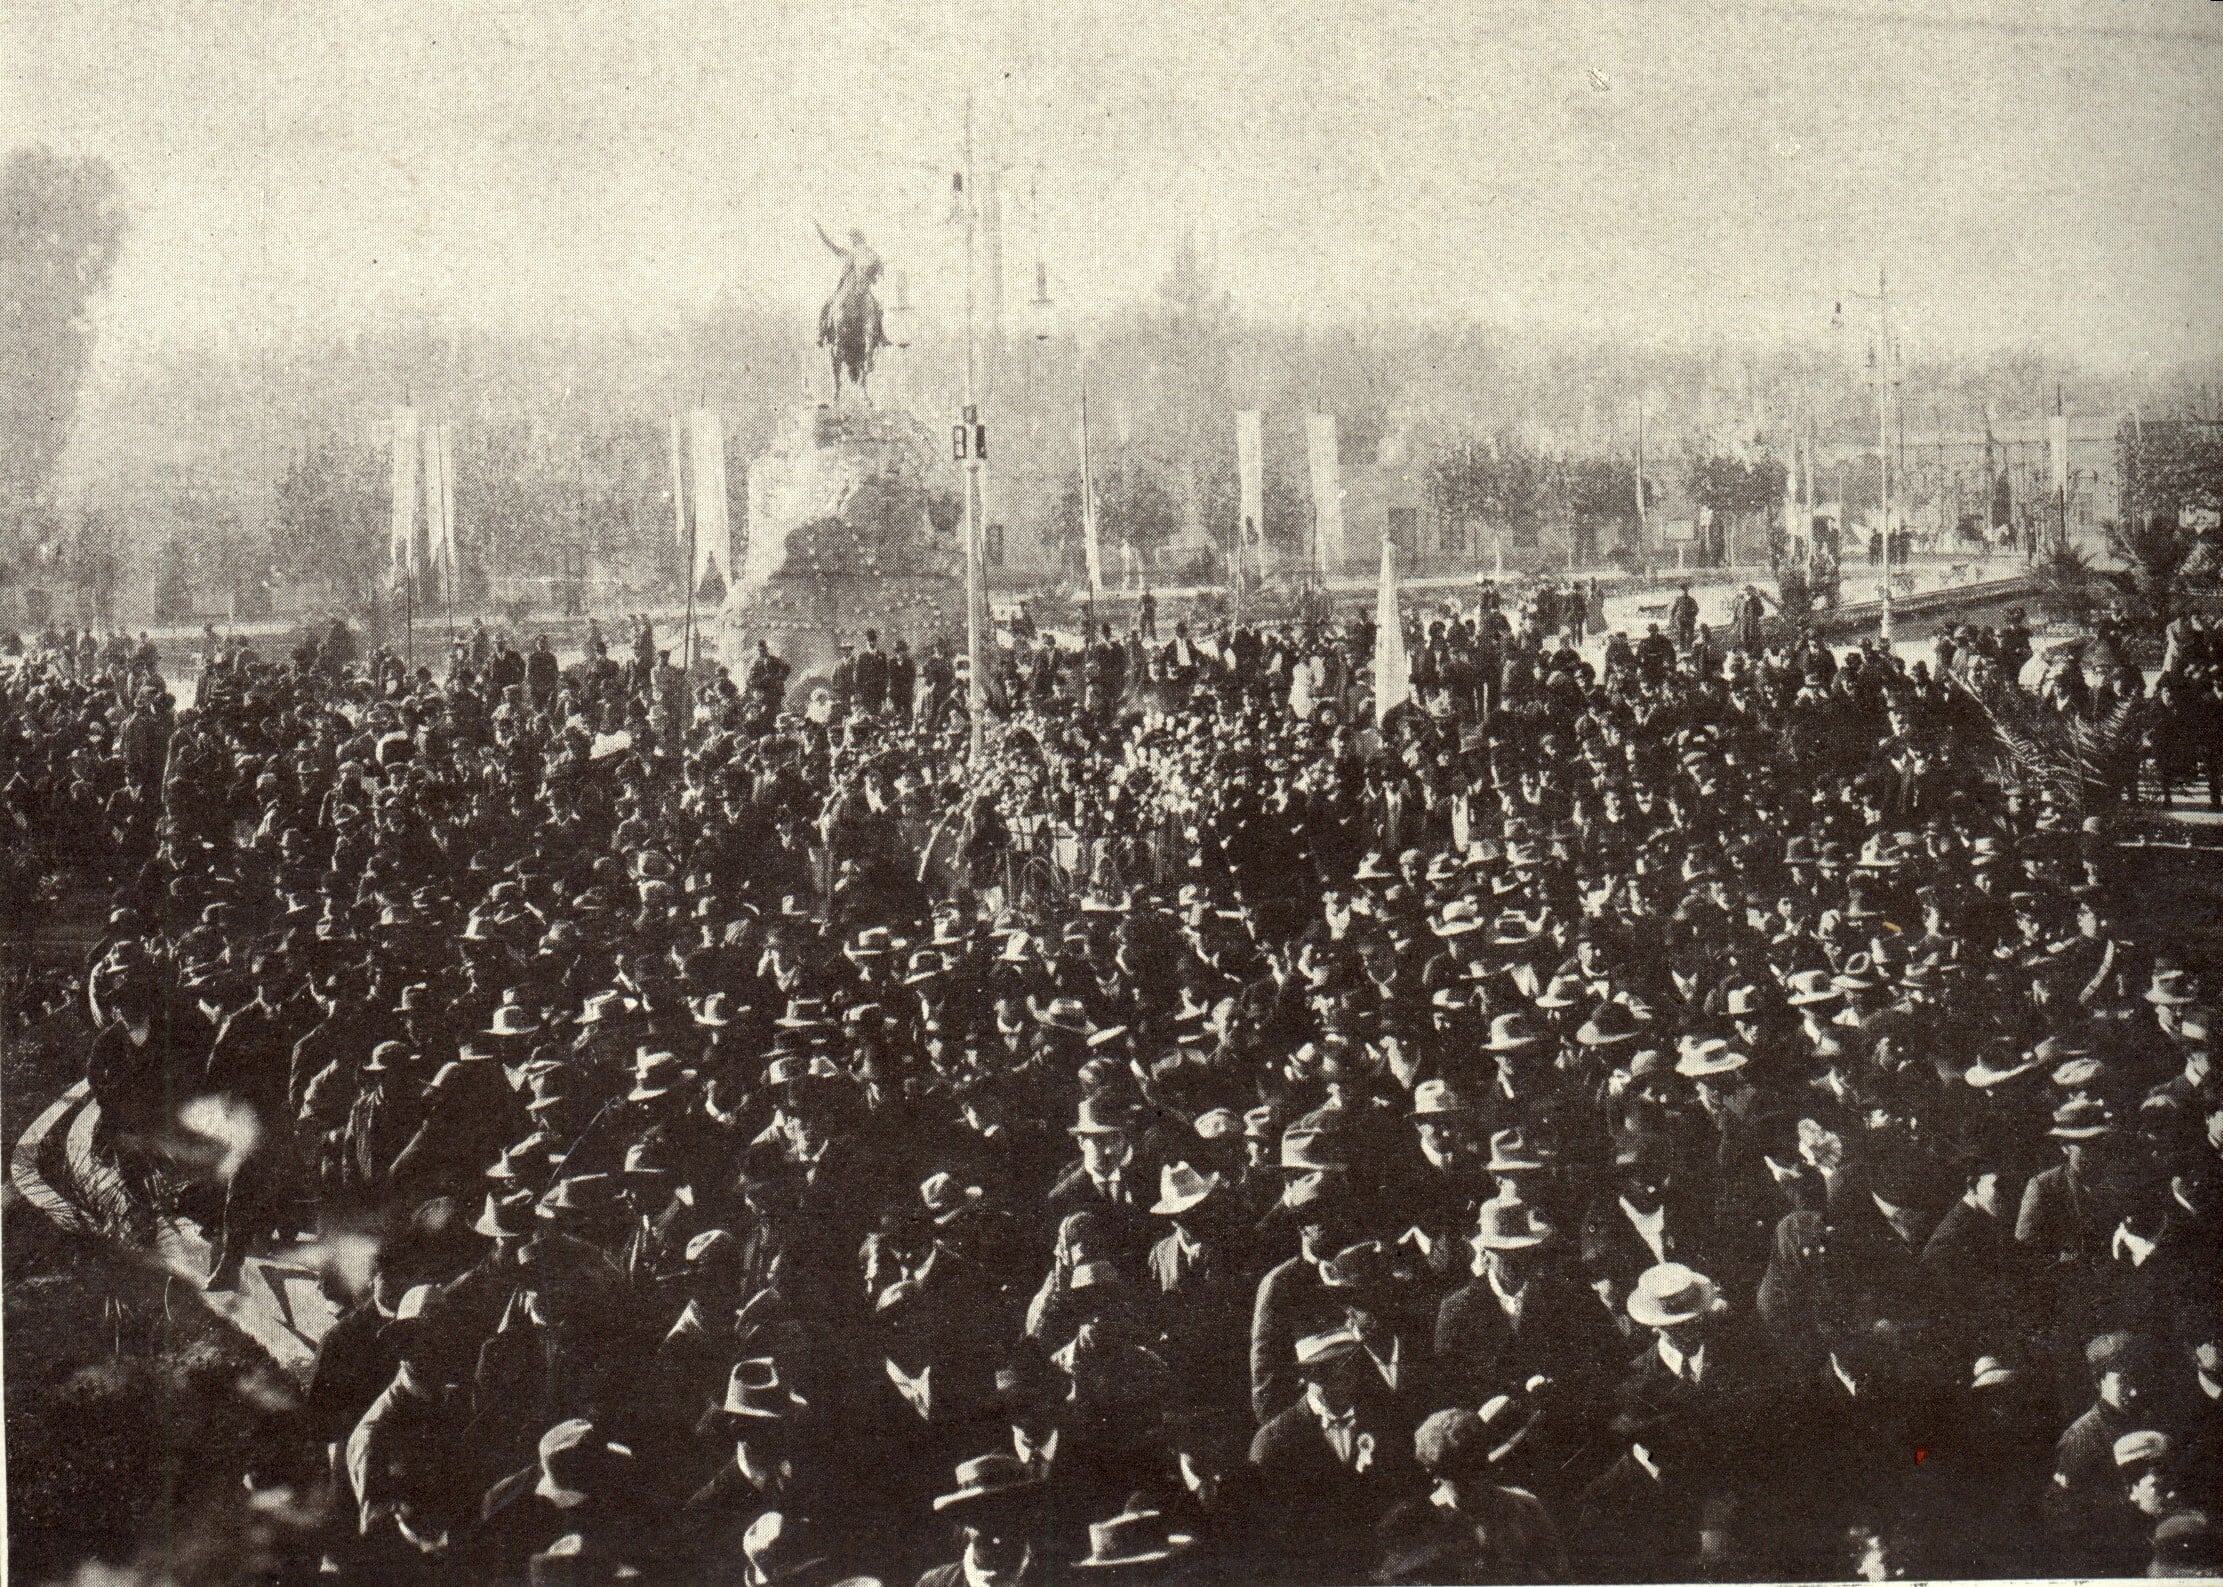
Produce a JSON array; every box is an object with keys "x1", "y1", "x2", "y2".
[
  {"x1": 1423, "y1": 434, "x2": 1792, "y2": 562},
  {"x1": 241, "y1": 418, "x2": 700, "y2": 619}
]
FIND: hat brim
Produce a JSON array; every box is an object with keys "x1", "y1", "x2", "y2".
[
  {"x1": 931, "y1": 1478, "x2": 1045, "y2": 1514},
  {"x1": 1076, "y1": 1541, "x2": 1193, "y2": 1569},
  {"x1": 1627, "y1": 1299, "x2": 1708, "y2": 1329},
  {"x1": 1677, "y1": 1057, "x2": 1748, "y2": 1079}
]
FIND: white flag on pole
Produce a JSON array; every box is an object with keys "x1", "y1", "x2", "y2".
[
  {"x1": 1236, "y1": 409, "x2": 1265, "y2": 570},
  {"x1": 421, "y1": 422, "x2": 457, "y2": 580},
  {"x1": 390, "y1": 406, "x2": 420, "y2": 585},
  {"x1": 1305, "y1": 413, "x2": 1346, "y2": 574},
  {"x1": 1078, "y1": 387, "x2": 1103, "y2": 600},
  {"x1": 1783, "y1": 440, "x2": 1800, "y2": 548},
  {"x1": 670, "y1": 415, "x2": 690, "y2": 550},
  {"x1": 1374, "y1": 535, "x2": 1410, "y2": 726},
  {"x1": 687, "y1": 410, "x2": 731, "y2": 588}
]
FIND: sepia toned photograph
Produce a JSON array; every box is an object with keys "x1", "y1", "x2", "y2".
[{"x1": 4, "y1": 0, "x2": 2222, "y2": 1582}]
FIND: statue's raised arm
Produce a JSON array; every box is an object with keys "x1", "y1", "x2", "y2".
[{"x1": 815, "y1": 223, "x2": 888, "y2": 403}]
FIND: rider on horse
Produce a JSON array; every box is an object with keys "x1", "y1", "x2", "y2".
[{"x1": 816, "y1": 222, "x2": 889, "y2": 400}]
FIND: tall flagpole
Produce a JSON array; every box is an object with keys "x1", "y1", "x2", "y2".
[
  {"x1": 961, "y1": 95, "x2": 987, "y2": 763},
  {"x1": 1079, "y1": 364, "x2": 1100, "y2": 640}
]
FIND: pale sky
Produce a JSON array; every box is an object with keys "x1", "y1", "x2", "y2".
[{"x1": 8, "y1": 0, "x2": 2223, "y2": 371}]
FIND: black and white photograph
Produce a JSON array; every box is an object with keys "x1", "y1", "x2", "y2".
[{"x1": 4, "y1": 0, "x2": 2223, "y2": 1581}]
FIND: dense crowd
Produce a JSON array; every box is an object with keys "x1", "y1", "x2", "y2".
[{"x1": 4, "y1": 587, "x2": 2220, "y2": 1587}]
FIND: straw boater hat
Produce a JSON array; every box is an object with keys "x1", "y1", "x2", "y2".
[
  {"x1": 1034, "y1": 997, "x2": 1097, "y2": 1036},
  {"x1": 2145, "y1": 968, "x2": 2197, "y2": 1006},
  {"x1": 1626, "y1": 1262, "x2": 1724, "y2": 1329}
]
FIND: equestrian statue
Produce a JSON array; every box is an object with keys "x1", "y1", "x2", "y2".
[{"x1": 815, "y1": 222, "x2": 889, "y2": 402}]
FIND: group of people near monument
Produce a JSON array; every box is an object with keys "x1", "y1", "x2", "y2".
[{"x1": 3, "y1": 579, "x2": 2220, "y2": 1586}]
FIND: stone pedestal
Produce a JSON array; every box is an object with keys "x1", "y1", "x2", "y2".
[{"x1": 720, "y1": 402, "x2": 965, "y2": 689}]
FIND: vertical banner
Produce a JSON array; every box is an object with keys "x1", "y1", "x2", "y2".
[
  {"x1": 669, "y1": 415, "x2": 690, "y2": 551},
  {"x1": 1236, "y1": 409, "x2": 1265, "y2": 579},
  {"x1": 390, "y1": 405, "x2": 420, "y2": 584},
  {"x1": 421, "y1": 422, "x2": 456, "y2": 583},
  {"x1": 1304, "y1": 412, "x2": 1345, "y2": 575},
  {"x1": 1373, "y1": 536, "x2": 1410, "y2": 726},
  {"x1": 688, "y1": 409, "x2": 731, "y2": 588},
  {"x1": 2049, "y1": 413, "x2": 2070, "y2": 497},
  {"x1": 1079, "y1": 386, "x2": 1104, "y2": 600},
  {"x1": 1783, "y1": 440, "x2": 1800, "y2": 547}
]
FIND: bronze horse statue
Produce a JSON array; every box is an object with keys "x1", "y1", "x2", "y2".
[{"x1": 816, "y1": 222, "x2": 888, "y2": 401}]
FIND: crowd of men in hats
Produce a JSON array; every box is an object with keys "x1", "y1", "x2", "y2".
[{"x1": 4, "y1": 578, "x2": 2221, "y2": 1587}]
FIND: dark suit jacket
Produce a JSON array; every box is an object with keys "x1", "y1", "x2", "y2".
[
  {"x1": 1920, "y1": 1198, "x2": 2030, "y2": 1351},
  {"x1": 1043, "y1": 1158, "x2": 1159, "y2": 1263},
  {"x1": 2016, "y1": 1163, "x2": 2112, "y2": 1263},
  {"x1": 1249, "y1": 1255, "x2": 1344, "y2": 1424},
  {"x1": 1249, "y1": 1398, "x2": 1415, "y2": 1584},
  {"x1": 1433, "y1": 1260, "x2": 1621, "y2": 1408},
  {"x1": 1579, "y1": 1192, "x2": 1711, "y2": 1311},
  {"x1": 1147, "y1": 1230, "x2": 1253, "y2": 1405},
  {"x1": 1609, "y1": 1326, "x2": 1774, "y2": 1454},
  {"x1": 1569, "y1": 1452, "x2": 1725, "y2": 1585}
]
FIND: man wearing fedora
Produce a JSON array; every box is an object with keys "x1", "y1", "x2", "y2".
[
  {"x1": 1248, "y1": 1135, "x2": 1367, "y2": 1424},
  {"x1": 1145, "y1": 1160, "x2": 1255, "y2": 1410},
  {"x1": 1434, "y1": 1197, "x2": 1618, "y2": 1497},
  {"x1": 465, "y1": 1416, "x2": 645, "y2": 1582},
  {"x1": 1248, "y1": 1327, "x2": 1415, "y2": 1584},
  {"x1": 1370, "y1": 1404, "x2": 1566, "y2": 1584},
  {"x1": 915, "y1": 1455, "x2": 1049, "y2": 1587},
  {"x1": 1611, "y1": 1262, "x2": 1771, "y2": 1468},
  {"x1": 1045, "y1": 1093, "x2": 1159, "y2": 1264}
]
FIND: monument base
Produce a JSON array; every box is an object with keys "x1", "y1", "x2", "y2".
[{"x1": 720, "y1": 402, "x2": 966, "y2": 690}]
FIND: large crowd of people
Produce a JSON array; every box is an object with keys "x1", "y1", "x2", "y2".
[{"x1": 4, "y1": 586, "x2": 2220, "y2": 1586}]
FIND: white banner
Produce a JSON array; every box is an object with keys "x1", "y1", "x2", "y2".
[
  {"x1": 1783, "y1": 440, "x2": 1800, "y2": 547},
  {"x1": 688, "y1": 409, "x2": 731, "y2": 588},
  {"x1": 670, "y1": 414, "x2": 690, "y2": 550},
  {"x1": 1305, "y1": 413, "x2": 1345, "y2": 574},
  {"x1": 1236, "y1": 409, "x2": 1264, "y2": 555},
  {"x1": 1079, "y1": 388, "x2": 1103, "y2": 599},
  {"x1": 389, "y1": 405, "x2": 420, "y2": 582},
  {"x1": 1373, "y1": 537, "x2": 1410, "y2": 726},
  {"x1": 421, "y1": 422, "x2": 456, "y2": 580}
]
